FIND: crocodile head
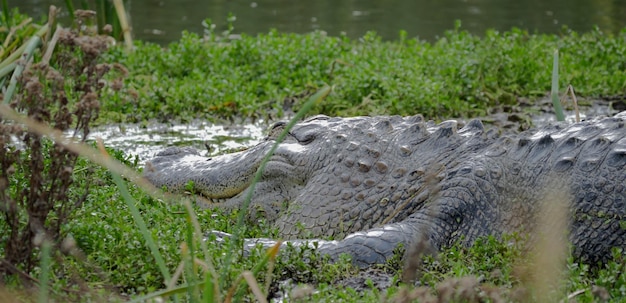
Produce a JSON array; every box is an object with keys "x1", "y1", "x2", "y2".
[
  {"x1": 144, "y1": 115, "x2": 350, "y2": 219},
  {"x1": 144, "y1": 114, "x2": 484, "y2": 238}
]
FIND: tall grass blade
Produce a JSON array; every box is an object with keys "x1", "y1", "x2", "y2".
[
  {"x1": 37, "y1": 238, "x2": 52, "y2": 303},
  {"x1": 225, "y1": 241, "x2": 282, "y2": 303},
  {"x1": 0, "y1": 61, "x2": 16, "y2": 79},
  {"x1": 97, "y1": 141, "x2": 172, "y2": 284},
  {"x1": 42, "y1": 25, "x2": 61, "y2": 66},
  {"x1": 112, "y1": 0, "x2": 133, "y2": 49},
  {"x1": 1, "y1": 17, "x2": 36, "y2": 57},
  {"x1": 0, "y1": 26, "x2": 45, "y2": 72},
  {"x1": 1, "y1": 0, "x2": 10, "y2": 28},
  {"x1": 241, "y1": 271, "x2": 268, "y2": 303},
  {"x1": 526, "y1": 180, "x2": 570, "y2": 302},
  {"x1": 219, "y1": 86, "x2": 332, "y2": 288},
  {"x1": 2, "y1": 35, "x2": 41, "y2": 104},
  {"x1": 551, "y1": 49, "x2": 565, "y2": 121},
  {"x1": 43, "y1": 5, "x2": 57, "y2": 44},
  {"x1": 96, "y1": 0, "x2": 106, "y2": 35},
  {"x1": 563, "y1": 85, "x2": 580, "y2": 122},
  {"x1": 202, "y1": 270, "x2": 216, "y2": 303},
  {"x1": 63, "y1": 0, "x2": 76, "y2": 21},
  {"x1": 127, "y1": 241, "x2": 285, "y2": 302},
  {"x1": 181, "y1": 198, "x2": 219, "y2": 301},
  {"x1": 181, "y1": 240, "x2": 200, "y2": 302}
]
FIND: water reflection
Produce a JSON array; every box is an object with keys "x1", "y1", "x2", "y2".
[
  {"x1": 9, "y1": 0, "x2": 626, "y2": 45},
  {"x1": 89, "y1": 120, "x2": 265, "y2": 161}
]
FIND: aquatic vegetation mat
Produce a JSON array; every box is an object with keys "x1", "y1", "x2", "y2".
[{"x1": 101, "y1": 21, "x2": 626, "y2": 123}]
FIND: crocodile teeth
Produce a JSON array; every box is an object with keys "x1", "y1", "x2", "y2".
[{"x1": 207, "y1": 197, "x2": 228, "y2": 204}]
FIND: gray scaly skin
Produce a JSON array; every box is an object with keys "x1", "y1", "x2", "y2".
[{"x1": 144, "y1": 113, "x2": 626, "y2": 267}]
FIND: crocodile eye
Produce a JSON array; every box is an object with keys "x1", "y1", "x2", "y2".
[
  {"x1": 294, "y1": 132, "x2": 316, "y2": 145},
  {"x1": 267, "y1": 121, "x2": 286, "y2": 138}
]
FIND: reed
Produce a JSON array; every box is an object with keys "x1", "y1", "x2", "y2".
[{"x1": 551, "y1": 49, "x2": 565, "y2": 121}]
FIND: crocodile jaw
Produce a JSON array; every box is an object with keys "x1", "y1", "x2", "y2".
[{"x1": 144, "y1": 144, "x2": 271, "y2": 199}]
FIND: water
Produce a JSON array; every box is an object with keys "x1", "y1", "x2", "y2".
[
  {"x1": 89, "y1": 120, "x2": 265, "y2": 161},
  {"x1": 9, "y1": 0, "x2": 626, "y2": 45}
]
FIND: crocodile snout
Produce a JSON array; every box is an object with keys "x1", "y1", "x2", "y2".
[{"x1": 144, "y1": 144, "x2": 271, "y2": 199}]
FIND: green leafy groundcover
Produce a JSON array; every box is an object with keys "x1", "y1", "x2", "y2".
[
  {"x1": 83, "y1": 24, "x2": 626, "y2": 301},
  {"x1": 2, "y1": 9, "x2": 625, "y2": 300},
  {"x1": 101, "y1": 22, "x2": 626, "y2": 123},
  {"x1": 54, "y1": 152, "x2": 626, "y2": 302}
]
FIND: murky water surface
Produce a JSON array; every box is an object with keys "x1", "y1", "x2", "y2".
[
  {"x1": 90, "y1": 120, "x2": 266, "y2": 161},
  {"x1": 11, "y1": 0, "x2": 626, "y2": 45}
]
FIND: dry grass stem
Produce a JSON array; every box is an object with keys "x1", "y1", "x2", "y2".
[
  {"x1": 242, "y1": 271, "x2": 268, "y2": 303},
  {"x1": 42, "y1": 25, "x2": 62, "y2": 66},
  {"x1": 112, "y1": 0, "x2": 133, "y2": 49},
  {"x1": 525, "y1": 181, "x2": 571, "y2": 302},
  {"x1": 560, "y1": 84, "x2": 580, "y2": 122}
]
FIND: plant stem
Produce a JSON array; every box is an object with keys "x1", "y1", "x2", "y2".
[
  {"x1": 219, "y1": 85, "x2": 332, "y2": 288},
  {"x1": 37, "y1": 239, "x2": 52, "y2": 303},
  {"x1": 551, "y1": 49, "x2": 565, "y2": 121},
  {"x1": 3, "y1": 35, "x2": 41, "y2": 105},
  {"x1": 112, "y1": 0, "x2": 133, "y2": 49}
]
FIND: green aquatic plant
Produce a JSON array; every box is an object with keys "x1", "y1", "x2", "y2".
[
  {"x1": 551, "y1": 49, "x2": 565, "y2": 121},
  {"x1": 101, "y1": 24, "x2": 626, "y2": 124}
]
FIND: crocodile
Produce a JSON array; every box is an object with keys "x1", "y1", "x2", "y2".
[{"x1": 144, "y1": 112, "x2": 626, "y2": 267}]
